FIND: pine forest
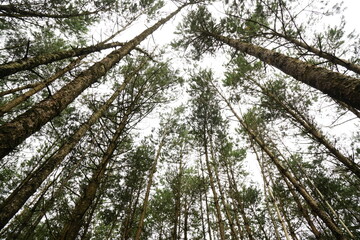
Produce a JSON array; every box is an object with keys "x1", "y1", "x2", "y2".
[{"x1": 0, "y1": 0, "x2": 359, "y2": 239}]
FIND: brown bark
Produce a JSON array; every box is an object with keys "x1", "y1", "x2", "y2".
[
  {"x1": 0, "y1": 76, "x2": 129, "y2": 229},
  {"x1": 204, "y1": 32, "x2": 360, "y2": 111},
  {"x1": 0, "y1": 6, "x2": 184, "y2": 159},
  {"x1": 0, "y1": 42, "x2": 124, "y2": 78},
  {"x1": 200, "y1": 155, "x2": 213, "y2": 240},
  {"x1": 240, "y1": 17, "x2": 360, "y2": 75},
  {"x1": 209, "y1": 139, "x2": 239, "y2": 240},
  {"x1": 212, "y1": 84, "x2": 347, "y2": 240},
  {"x1": 134, "y1": 131, "x2": 167, "y2": 240},
  {"x1": 253, "y1": 79, "x2": 360, "y2": 178},
  {"x1": 282, "y1": 177, "x2": 323, "y2": 239},
  {"x1": 202, "y1": 125, "x2": 226, "y2": 240},
  {"x1": 0, "y1": 4, "x2": 100, "y2": 18},
  {"x1": 0, "y1": 56, "x2": 84, "y2": 117},
  {"x1": 59, "y1": 110, "x2": 131, "y2": 240}
]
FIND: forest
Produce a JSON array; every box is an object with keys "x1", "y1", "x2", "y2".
[{"x1": 0, "y1": 0, "x2": 359, "y2": 239}]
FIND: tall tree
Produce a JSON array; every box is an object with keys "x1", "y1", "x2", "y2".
[{"x1": 0, "y1": 4, "x2": 187, "y2": 159}]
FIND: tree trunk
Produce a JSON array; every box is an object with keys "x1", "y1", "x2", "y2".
[
  {"x1": 0, "y1": 6, "x2": 184, "y2": 159},
  {"x1": 253, "y1": 79, "x2": 360, "y2": 178},
  {"x1": 58, "y1": 111, "x2": 130, "y2": 240},
  {"x1": 0, "y1": 56, "x2": 84, "y2": 117},
  {"x1": 241, "y1": 17, "x2": 360, "y2": 75},
  {"x1": 209, "y1": 138, "x2": 239, "y2": 240},
  {"x1": 134, "y1": 131, "x2": 168, "y2": 240},
  {"x1": 202, "y1": 125, "x2": 226, "y2": 240},
  {"x1": 0, "y1": 75, "x2": 131, "y2": 229},
  {"x1": 204, "y1": 32, "x2": 360, "y2": 111},
  {"x1": 212, "y1": 84, "x2": 347, "y2": 240},
  {"x1": 200, "y1": 156, "x2": 213, "y2": 240},
  {"x1": 282, "y1": 176, "x2": 323, "y2": 239},
  {"x1": 225, "y1": 160, "x2": 253, "y2": 240},
  {"x1": 0, "y1": 42, "x2": 124, "y2": 78}
]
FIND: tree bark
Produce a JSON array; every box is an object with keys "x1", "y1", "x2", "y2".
[
  {"x1": 240, "y1": 17, "x2": 360, "y2": 75},
  {"x1": 0, "y1": 6, "x2": 184, "y2": 159},
  {"x1": 212, "y1": 84, "x2": 348, "y2": 240},
  {"x1": 58, "y1": 110, "x2": 131, "y2": 240},
  {"x1": 204, "y1": 32, "x2": 360, "y2": 111},
  {"x1": 134, "y1": 130, "x2": 168, "y2": 240},
  {"x1": 0, "y1": 56, "x2": 84, "y2": 116},
  {"x1": 0, "y1": 76, "x2": 129, "y2": 229},
  {"x1": 0, "y1": 42, "x2": 123, "y2": 78},
  {"x1": 202, "y1": 125, "x2": 226, "y2": 240},
  {"x1": 253, "y1": 79, "x2": 360, "y2": 178}
]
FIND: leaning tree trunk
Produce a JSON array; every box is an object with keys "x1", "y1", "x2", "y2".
[
  {"x1": 0, "y1": 6, "x2": 185, "y2": 159},
  {"x1": 134, "y1": 131, "x2": 168, "y2": 240},
  {"x1": 252, "y1": 79, "x2": 360, "y2": 178},
  {"x1": 0, "y1": 41, "x2": 124, "y2": 78},
  {"x1": 0, "y1": 74, "x2": 131, "y2": 229},
  {"x1": 242, "y1": 18, "x2": 360, "y2": 75},
  {"x1": 59, "y1": 109, "x2": 132, "y2": 240},
  {"x1": 212, "y1": 83, "x2": 348, "y2": 240},
  {"x1": 202, "y1": 123, "x2": 226, "y2": 240},
  {"x1": 0, "y1": 56, "x2": 85, "y2": 117},
  {"x1": 203, "y1": 31, "x2": 360, "y2": 111}
]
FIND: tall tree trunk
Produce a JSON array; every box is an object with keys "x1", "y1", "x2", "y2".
[
  {"x1": 0, "y1": 56, "x2": 84, "y2": 116},
  {"x1": 122, "y1": 186, "x2": 142, "y2": 240},
  {"x1": 0, "y1": 74, "x2": 132, "y2": 229},
  {"x1": 202, "y1": 124, "x2": 226, "y2": 240},
  {"x1": 225, "y1": 160, "x2": 253, "y2": 240},
  {"x1": 80, "y1": 193, "x2": 102, "y2": 240},
  {"x1": 282, "y1": 176, "x2": 323, "y2": 239},
  {"x1": 0, "y1": 6, "x2": 185, "y2": 159},
  {"x1": 172, "y1": 157, "x2": 183, "y2": 240},
  {"x1": 200, "y1": 155, "x2": 213, "y2": 240},
  {"x1": 0, "y1": 42, "x2": 124, "y2": 78},
  {"x1": 209, "y1": 138, "x2": 239, "y2": 240},
  {"x1": 134, "y1": 131, "x2": 168, "y2": 240},
  {"x1": 0, "y1": 5, "x2": 101, "y2": 19},
  {"x1": 212, "y1": 84, "x2": 348, "y2": 240},
  {"x1": 203, "y1": 31, "x2": 360, "y2": 111},
  {"x1": 58, "y1": 102, "x2": 135, "y2": 239},
  {"x1": 253, "y1": 78, "x2": 360, "y2": 178},
  {"x1": 241, "y1": 17, "x2": 360, "y2": 75}
]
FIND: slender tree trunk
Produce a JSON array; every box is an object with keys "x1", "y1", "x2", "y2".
[
  {"x1": 282, "y1": 176, "x2": 323, "y2": 239},
  {"x1": 204, "y1": 31, "x2": 360, "y2": 110},
  {"x1": 134, "y1": 132, "x2": 168, "y2": 240},
  {"x1": 0, "y1": 56, "x2": 84, "y2": 116},
  {"x1": 200, "y1": 155, "x2": 213, "y2": 240},
  {"x1": 183, "y1": 198, "x2": 189, "y2": 240},
  {"x1": 241, "y1": 17, "x2": 360, "y2": 75},
  {"x1": 253, "y1": 78, "x2": 360, "y2": 178},
  {"x1": 209, "y1": 139, "x2": 239, "y2": 240},
  {"x1": 80, "y1": 193, "x2": 102, "y2": 240},
  {"x1": 0, "y1": 5, "x2": 101, "y2": 18},
  {"x1": 122, "y1": 186, "x2": 142, "y2": 240},
  {"x1": 226, "y1": 161, "x2": 253, "y2": 240},
  {"x1": 0, "y1": 6, "x2": 184, "y2": 159},
  {"x1": 59, "y1": 108, "x2": 132, "y2": 239},
  {"x1": 202, "y1": 125, "x2": 226, "y2": 240},
  {"x1": 172, "y1": 157, "x2": 183, "y2": 240},
  {"x1": 212, "y1": 84, "x2": 347, "y2": 240},
  {"x1": 0, "y1": 42, "x2": 124, "y2": 78},
  {"x1": 0, "y1": 74, "x2": 131, "y2": 229}
]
